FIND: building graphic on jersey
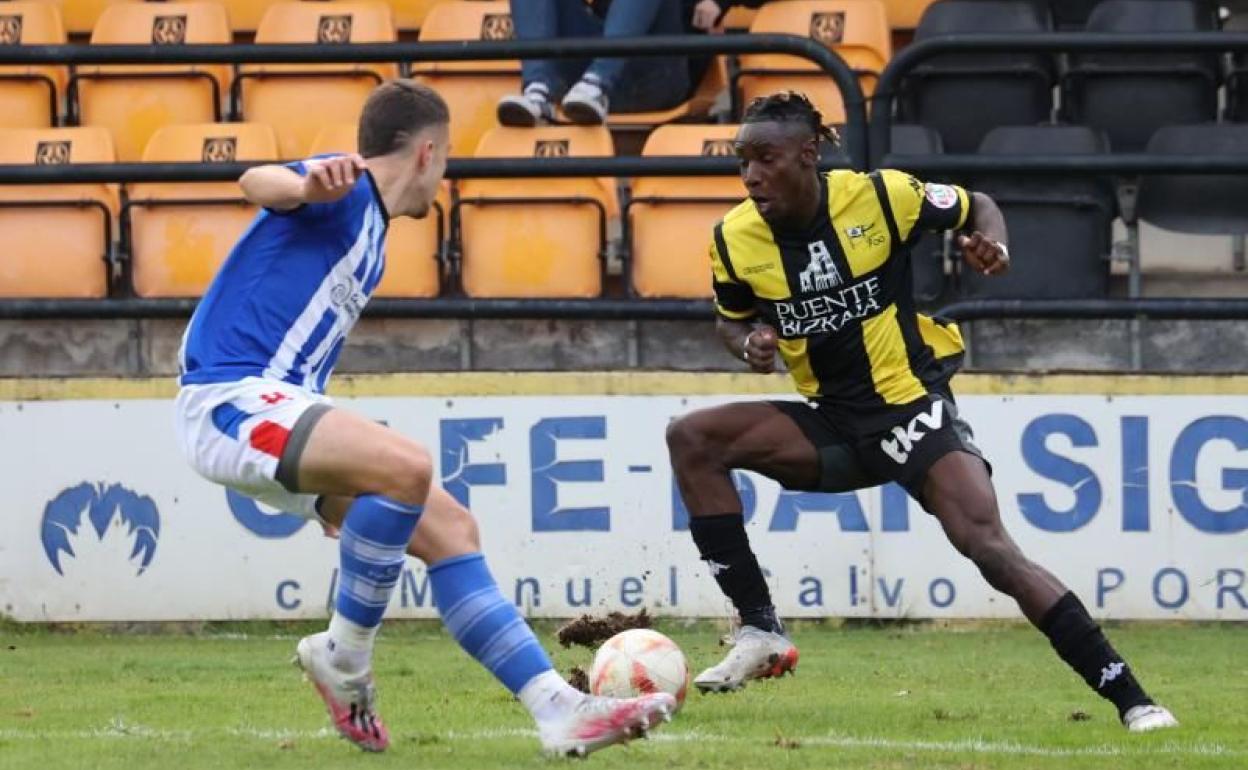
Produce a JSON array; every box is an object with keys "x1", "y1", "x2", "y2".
[{"x1": 799, "y1": 239, "x2": 843, "y2": 292}]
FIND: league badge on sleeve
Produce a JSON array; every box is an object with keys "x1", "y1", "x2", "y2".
[{"x1": 924, "y1": 183, "x2": 959, "y2": 209}]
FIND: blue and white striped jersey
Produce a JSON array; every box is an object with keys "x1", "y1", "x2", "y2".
[{"x1": 178, "y1": 157, "x2": 389, "y2": 393}]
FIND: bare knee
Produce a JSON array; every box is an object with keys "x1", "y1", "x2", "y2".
[
  {"x1": 666, "y1": 412, "x2": 721, "y2": 466},
  {"x1": 413, "y1": 502, "x2": 481, "y2": 563},
  {"x1": 377, "y1": 442, "x2": 433, "y2": 506}
]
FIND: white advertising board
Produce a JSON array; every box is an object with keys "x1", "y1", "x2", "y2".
[{"x1": 2, "y1": 376, "x2": 1245, "y2": 622}]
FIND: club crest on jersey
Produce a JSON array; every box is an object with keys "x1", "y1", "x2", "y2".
[
  {"x1": 924, "y1": 183, "x2": 958, "y2": 210},
  {"x1": 880, "y1": 400, "x2": 945, "y2": 465},
  {"x1": 799, "y1": 240, "x2": 842, "y2": 292},
  {"x1": 845, "y1": 222, "x2": 884, "y2": 248},
  {"x1": 330, "y1": 279, "x2": 366, "y2": 321}
]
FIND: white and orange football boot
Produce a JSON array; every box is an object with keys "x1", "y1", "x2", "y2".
[
  {"x1": 537, "y1": 691, "x2": 677, "y2": 757},
  {"x1": 294, "y1": 632, "x2": 389, "y2": 752},
  {"x1": 693, "y1": 625, "x2": 799, "y2": 693}
]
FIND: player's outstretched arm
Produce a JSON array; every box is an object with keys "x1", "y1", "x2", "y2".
[
  {"x1": 957, "y1": 191, "x2": 1010, "y2": 276},
  {"x1": 239, "y1": 154, "x2": 367, "y2": 211},
  {"x1": 716, "y1": 317, "x2": 778, "y2": 374}
]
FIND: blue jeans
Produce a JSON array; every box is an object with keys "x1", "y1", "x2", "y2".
[{"x1": 509, "y1": 0, "x2": 691, "y2": 112}]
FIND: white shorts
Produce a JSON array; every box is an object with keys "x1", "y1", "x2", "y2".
[{"x1": 175, "y1": 377, "x2": 333, "y2": 520}]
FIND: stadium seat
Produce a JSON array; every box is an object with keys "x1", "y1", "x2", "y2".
[
  {"x1": 124, "y1": 123, "x2": 276, "y2": 298},
  {"x1": 0, "y1": 2, "x2": 66, "y2": 127},
  {"x1": 898, "y1": 0, "x2": 1054, "y2": 153},
  {"x1": 308, "y1": 123, "x2": 444, "y2": 298},
  {"x1": 412, "y1": 1, "x2": 519, "y2": 157},
  {"x1": 888, "y1": 123, "x2": 948, "y2": 303},
  {"x1": 8, "y1": 0, "x2": 138, "y2": 36},
  {"x1": 1062, "y1": 1, "x2": 1218, "y2": 153},
  {"x1": 738, "y1": 0, "x2": 891, "y2": 125},
  {"x1": 884, "y1": 0, "x2": 936, "y2": 29},
  {"x1": 960, "y1": 125, "x2": 1115, "y2": 299},
  {"x1": 74, "y1": 2, "x2": 232, "y2": 161},
  {"x1": 598, "y1": 55, "x2": 728, "y2": 130},
  {"x1": 0, "y1": 126, "x2": 116, "y2": 297},
  {"x1": 214, "y1": 0, "x2": 286, "y2": 33},
  {"x1": 324, "y1": 0, "x2": 444, "y2": 31},
  {"x1": 239, "y1": 2, "x2": 399, "y2": 160},
  {"x1": 721, "y1": 5, "x2": 756, "y2": 30},
  {"x1": 457, "y1": 126, "x2": 614, "y2": 298},
  {"x1": 627, "y1": 125, "x2": 744, "y2": 298},
  {"x1": 1138, "y1": 124, "x2": 1248, "y2": 236}
]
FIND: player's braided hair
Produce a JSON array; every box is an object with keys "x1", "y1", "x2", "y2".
[{"x1": 742, "y1": 91, "x2": 841, "y2": 148}]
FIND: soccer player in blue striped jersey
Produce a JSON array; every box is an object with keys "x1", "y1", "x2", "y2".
[{"x1": 174, "y1": 80, "x2": 674, "y2": 755}]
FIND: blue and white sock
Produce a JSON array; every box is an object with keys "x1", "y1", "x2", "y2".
[
  {"x1": 328, "y1": 494, "x2": 422, "y2": 672},
  {"x1": 430, "y1": 553, "x2": 581, "y2": 719}
]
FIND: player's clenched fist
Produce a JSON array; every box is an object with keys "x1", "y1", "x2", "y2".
[
  {"x1": 957, "y1": 231, "x2": 1010, "y2": 276},
  {"x1": 742, "y1": 325, "x2": 778, "y2": 374},
  {"x1": 302, "y1": 154, "x2": 367, "y2": 203}
]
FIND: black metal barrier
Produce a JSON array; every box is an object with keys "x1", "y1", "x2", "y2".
[
  {"x1": 1, "y1": 34, "x2": 1248, "y2": 324},
  {"x1": 4, "y1": 297, "x2": 1248, "y2": 323}
]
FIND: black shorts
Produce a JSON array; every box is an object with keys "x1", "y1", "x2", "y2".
[{"x1": 770, "y1": 393, "x2": 989, "y2": 510}]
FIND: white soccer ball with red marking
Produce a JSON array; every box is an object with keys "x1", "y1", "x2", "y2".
[{"x1": 589, "y1": 629, "x2": 689, "y2": 709}]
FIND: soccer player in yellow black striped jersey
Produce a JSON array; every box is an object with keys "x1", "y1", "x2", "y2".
[{"x1": 667, "y1": 92, "x2": 1177, "y2": 732}]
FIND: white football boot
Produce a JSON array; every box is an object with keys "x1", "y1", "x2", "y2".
[
  {"x1": 538, "y1": 691, "x2": 676, "y2": 757},
  {"x1": 694, "y1": 625, "x2": 799, "y2": 693},
  {"x1": 1123, "y1": 704, "x2": 1179, "y2": 732},
  {"x1": 294, "y1": 632, "x2": 389, "y2": 752}
]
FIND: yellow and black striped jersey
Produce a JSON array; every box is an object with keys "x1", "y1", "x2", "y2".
[{"x1": 711, "y1": 169, "x2": 970, "y2": 424}]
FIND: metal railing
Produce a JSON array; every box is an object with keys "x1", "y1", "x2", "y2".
[{"x1": 0, "y1": 34, "x2": 1246, "y2": 325}]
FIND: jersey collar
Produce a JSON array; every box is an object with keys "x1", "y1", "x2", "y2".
[{"x1": 363, "y1": 168, "x2": 391, "y2": 226}]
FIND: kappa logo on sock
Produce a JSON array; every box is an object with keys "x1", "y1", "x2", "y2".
[
  {"x1": 879, "y1": 400, "x2": 945, "y2": 465},
  {"x1": 704, "y1": 559, "x2": 730, "y2": 576},
  {"x1": 1098, "y1": 661, "x2": 1125, "y2": 689}
]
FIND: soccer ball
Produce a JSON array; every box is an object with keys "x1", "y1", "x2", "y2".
[{"x1": 588, "y1": 628, "x2": 689, "y2": 708}]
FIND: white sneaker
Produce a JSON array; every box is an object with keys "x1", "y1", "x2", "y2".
[
  {"x1": 538, "y1": 692, "x2": 676, "y2": 757},
  {"x1": 1123, "y1": 704, "x2": 1179, "y2": 732},
  {"x1": 497, "y1": 84, "x2": 554, "y2": 127},
  {"x1": 693, "y1": 625, "x2": 799, "y2": 693},
  {"x1": 293, "y1": 632, "x2": 389, "y2": 752},
  {"x1": 561, "y1": 77, "x2": 609, "y2": 125}
]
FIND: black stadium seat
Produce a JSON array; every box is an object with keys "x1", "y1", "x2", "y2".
[
  {"x1": 960, "y1": 125, "x2": 1116, "y2": 299},
  {"x1": 1062, "y1": 0, "x2": 1219, "y2": 153},
  {"x1": 889, "y1": 124, "x2": 950, "y2": 304},
  {"x1": 1049, "y1": 0, "x2": 1214, "y2": 29},
  {"x1": 898, "y1": 0, "x2": 1055, "y2": 154},
  {"x1": 1138, "y1": 124, "x2": 1248, "y2": 235}
]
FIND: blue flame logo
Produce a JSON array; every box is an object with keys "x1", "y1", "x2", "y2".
[{"x1": 40, "y1": 483, "x2": 161, "y2": 576}]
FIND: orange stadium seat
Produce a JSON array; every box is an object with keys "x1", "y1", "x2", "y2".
[
  {"x1": 720, "y1": 5, "x2": 757, "y2": 30},
  {"x1": 0, "y1": 2, "x2": 66, "y2": 127},
  {"x1": 3, "y1": 0, "x2": 139, "y2": 36},
  {"x1": 309, "y1": 123, "x2": 444, "y2": 297},
  {"x1": 124, "y1": 123, "x2": 277, "y2": 298},
  {"x1": 323, "y1": 0, "x2": 445, "y2": 31},
  {"x1": 74, "y1": 2, "x2": 232, "y2": 161},
  {"x1": 597, "y1": 55, "x2": 729, "y2": 129},
  {"x1": 0, "y1": 126, "x2": 117, "y2": 297},
  {"x1": 413, "y1": 1, "x2": 520, "y2": 157},
  {"x1": 458, "y1": 126, "x2": 614, "y2": 298},
  {"x1": 239, "y1": 1, "x2": 399, "y2": 160},
  {"x1": 884, "y1": 0, "x2": 937, "y2": 29},
  {"x1": 739, "y1": 0, "x2": 892, "y2": 123},
  {"x1": 628, "y1": 125, "x2": 744, "y2": 298},
  {"x1": 214, "y1": 0, "x2": 286, "y2": 34}
]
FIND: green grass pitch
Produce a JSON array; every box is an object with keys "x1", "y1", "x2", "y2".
[{"x1": 0, "y1": 620, "x2": 1244, "y2": 769}]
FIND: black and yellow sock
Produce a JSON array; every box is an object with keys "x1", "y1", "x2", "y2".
[
  {"x1": 688, "y1": 513, "x2": 783, "y2": 635},
  {"x1": 1040, "y1": 592, "x2": 1152, "y2": 718}
]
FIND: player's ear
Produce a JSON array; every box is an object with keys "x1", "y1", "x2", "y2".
[{"x1": 799, "y1": 136, "x2": 819, "y2": 168}]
